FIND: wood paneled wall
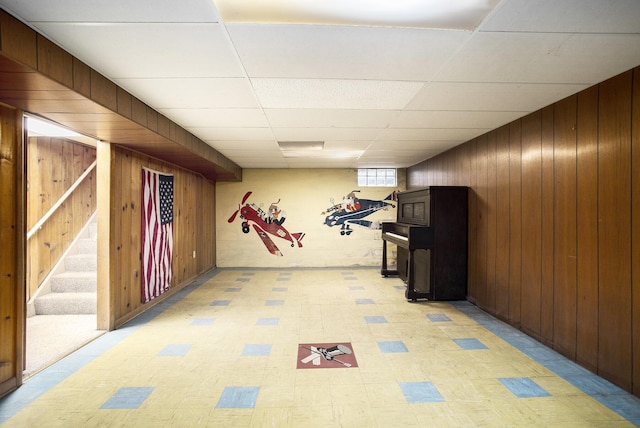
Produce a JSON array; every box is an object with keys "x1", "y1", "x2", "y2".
[
  {"x1": 407, "y1": 68, "x2": 640, "y2": 396},
  {"x1": 109, "y1": 145, "x2": 216, "y2": 328},
  {"x1": 0, "y1": 104, "x2": 24, "y2": 396},
  {"x1": 26, "y1": 137, "x2": 96, "y2": 300}
]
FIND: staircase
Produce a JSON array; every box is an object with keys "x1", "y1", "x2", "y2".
[{"x1": 32, "y1": 219, "x2": 97, "y2": 315}]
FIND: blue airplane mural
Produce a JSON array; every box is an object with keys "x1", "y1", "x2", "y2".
[{"x1": 321, "y1": 190, "x2": 397, "y2": 236}]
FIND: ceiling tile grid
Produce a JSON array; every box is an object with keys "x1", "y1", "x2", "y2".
[{"x1": 0, "y1": 0, "x2": 638, "y2": 169}]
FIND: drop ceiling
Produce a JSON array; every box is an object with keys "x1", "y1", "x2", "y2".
[{"x1": 1, "y1": 0, "x2": 639, "y2": 169}]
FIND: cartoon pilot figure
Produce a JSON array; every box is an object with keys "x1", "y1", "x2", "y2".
[
  {"x1": 342, "y1": 192, "x2": 361, "y2": 212},
  {"x1": 268, "y1": 199, "x2": 286, "y2": 225}
]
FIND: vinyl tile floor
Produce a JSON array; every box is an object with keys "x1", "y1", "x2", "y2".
[{"x1": 1, "y1": 268, "x2": 639, "y2": 427}]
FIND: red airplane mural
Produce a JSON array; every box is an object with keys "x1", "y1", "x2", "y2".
[{"x1": 227, "y1": 192, "x2": 305, "y2": 256}]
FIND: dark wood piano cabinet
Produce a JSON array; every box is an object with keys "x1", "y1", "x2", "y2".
[{"x1": 381, "y1": 186, "x2": 468, "y2": 301}]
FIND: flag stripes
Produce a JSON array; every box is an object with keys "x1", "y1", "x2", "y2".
[{"x1": 141, "y1": 167, "x2": 174, "y2": 303}]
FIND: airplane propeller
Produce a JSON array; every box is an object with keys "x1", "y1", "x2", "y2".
[{"x1": 227, "y1": 191, "x2": 252, "y2": 223}]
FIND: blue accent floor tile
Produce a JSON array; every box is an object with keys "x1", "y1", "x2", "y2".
[
  {"x1": 393, "y1": 285, "x2": 405, "y2": 290},
  {"x1": 158, "y1": 344, "x2": 192, "y2": 357},
  {"x1": 378, "y1": 341, "x2": 408, "y2": 353},
  {"x1": 101, "y1": 387, "x2": 154, "y2": 409},
  {"x1": 276, "y1": 277, "x2": 290, "y2": 281},
  {"x1": 427, "y1": 313, "x2": 451, "y2": 322},
  {"x1": 211, "y1": 300, "x2": 231, "y2": 306},
  {"x1": 356, "y1": 298, "x2": 374, "y2": 305},
  {"x1": 364, "y1": 316, "x2": 388, "y2": 324},
  {"x1": 499, "y1": 377, "x2": 551, "y2": 398},
  {"x1": 341, "y1": 271, "x2": 354, "y2": 275},
  {"x1": 344, "y1": 277, "x2": 358, "y2": 280},
  {"x1": 454, "y1": 338, "x2": 488, "y2": 350},
  {"x1": 235, "y1": 277, "x2": 250, "y2": 282},
  {"x1": 242, "y1": 272, "x2": 255, "y2": 276},
  {"x1": 399, "y1": 382, "x2": 444, "y2": 403},
  {"x1": 256, "y1": 317, "x2": 279, "y2": 326},
  {"x1": 242, "y1": 344, "x2": 272, "y2": 356},
  {"x1": 272, "y1": 287, "x2": 288, "y2": 291},
  {"x1": 216, "y1": 386, "x2": 260, "y2": 409},
  {"x1": 225, "y1": 287, "x2": 242, "y2": 292},
  {"x1": 266, "y1": 299, "x2": 284, "y2": 306},
  {"x1": 349, "y1": 286, "x2": 365, "y2": 290},
  {"x1": 191, "y1": 317, "x2": 215, "y2": 326}
]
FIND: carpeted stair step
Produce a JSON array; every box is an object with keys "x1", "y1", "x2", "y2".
[
  {"x1": 64, "y1": 253, "x2": 97, "y2": 271},
  {"x1": 77, "y1": 236, "x2": 97, "y2": 254},
  {"x1": 50, "y1": 271, "x2": 97, "y2": 293},
  {"x1": 34, "y1": 292, "x2": 97, "y2": 315}
]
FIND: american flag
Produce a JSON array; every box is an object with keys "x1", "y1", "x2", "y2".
[{"x1": 141, "y1": 167, "x2": 174, "y2": 303}]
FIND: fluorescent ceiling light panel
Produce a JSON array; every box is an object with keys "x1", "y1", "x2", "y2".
[
  {"x1": 278, "y1": 141, "x2": 324, "y2": 151},
  {"x1": 214, "y1": 0, "x2": 498, "y2": 30},
  {"x1": 27, "y1": 116, "x2": 82, "y2": 138}
]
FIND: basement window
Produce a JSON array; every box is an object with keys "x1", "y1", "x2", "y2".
[{"x1": 357, "y1": 168, "x2": 396, "y2": 187}]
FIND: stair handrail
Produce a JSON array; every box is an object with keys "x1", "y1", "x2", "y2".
[{"x1": 27, "y1": 160, "x2": 97, "y2": 240}]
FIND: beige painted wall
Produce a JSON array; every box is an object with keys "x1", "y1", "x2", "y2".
[{"x1": 216, "y1": 169, "x2": 406, "y2": 268}]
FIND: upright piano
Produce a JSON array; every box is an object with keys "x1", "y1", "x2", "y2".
[{"x1": 381, "y1": 186, "x2": 468, "y2": 301}]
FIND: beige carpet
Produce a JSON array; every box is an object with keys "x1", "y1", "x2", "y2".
[{"x1": 25, "y1": 314, "x2": 105, "y2": 378}]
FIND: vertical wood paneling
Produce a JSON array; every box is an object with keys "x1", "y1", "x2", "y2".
[
  {"x1": 520, "y1": 112, "x2": 543, "y2": 337},
  {"x1": 475, "y1": 135, "x2": 488, "y2": 309},
  {"x1": 406, "y1": 66, "x2": 640, "y2": 396},
  {"x1": 540, "y1": 106, "x2": 555, "y2": 345},
  {"x1": 110, "y1": 146, "x2": 217, "y2": 327},
  {"x1": 553, "y1": 95, "x2": 578, "y2": 359},
  {"x1": 508, "y1": 120, "x2": 522, "y2": 326},
  {"x1": 467, "y1": 139, "x2": 478, "y2": 302},
  {"x1": 632, "y1": 68, "x2": 640, "y2": 396},
  {"x1": 597, "y1": 71, "x2": 633, "y2": 390},
  {"x1": 494, "y1": 126, "x2": 510, "y2": 319},
  {"x1": 0, "y1": 105, "x2": 24, "y2": 397},
  {"x1": 576, "y1": 85, "x2": 599, "y2": 372},
  {"x1": 486, "y1": 131, "x2": 498, "y2": 312}
]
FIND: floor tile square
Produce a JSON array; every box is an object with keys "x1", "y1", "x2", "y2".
[
  {"x1": 427, "y1": 313, "x2": 452, "y2": 322},
  {"x1": 399, "y1": 382, "x2": 444, "y2": 403},
  {"x1": 242, "y1": 344, "x2": 272, "y2": 356},
  {"x1": 378, "y1": 341, "x2": 408, "y2": 353},
  {"x1": 499, "y1": 377, "x2": 552, "y2": 398},
  {"x1": 297, "y1": 343, "x2": 358, "y2": 369},
  {"x1": 235, "y1": 278, "x2": 250, "y2": 282},
  {"x1": 191, "y1": 317, "x2": 215, "y2": 326},
  {"x1": 272, "y1": 287, "x2": 288, "y2": 291},
  {"x1": 216, "y1": 387, "x2": 260, "y2": 409},
  {"x1": 364, "y1": 316, "x2": 388, "y2": 324},
  {"x1": 211, "y1": 300, "x2": 231, "y2": 306},
  {"x1": 225, "y1": 287, "x2": 242, "y2": 292},
  {"x1": 356, "y1": 298, "x2": 374, "y2": 305},
  {"x1": 349, "y1": 286, "x2": 365, "y2": 290},
  {"x1": 393, "y1": 285, "x2": 405, "y2": 290},
  {"x1": 158, "y1": 344, "x2": 192, "y2": 357},
  {"x1": 453, "y1": 338, "x2": 488, "y2": 350},
  {"x1": 100, "y1": 387, "x2": 154, "y2": 409},
  {"x1": 256, "y1": 317, "x2": 279, "y2": 326},
  {"x1": 266, "y1": 299, "x2": 284, "y2": 306}
]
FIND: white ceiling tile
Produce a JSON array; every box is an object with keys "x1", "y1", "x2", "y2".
[
  {"x1": 227, "y1": 24, "x2": 472, "y2": 80},
  {"x1": 379, "y1": 128, "x2": 487, "y2": 141},
  {"x1": 252, "y1": 79, "x2": 424, "y2": 109},
  {"x1": 434, "y1": 32, "x2": 640, "y2": 84},
  {"x1": 160, "y1": 108, "x2": 269, "y2": 128},
  {"x1": 481, "y1": 0, "x2": 640, "y2": 33},
  {"x1": 33, "y1": 23, "x2": 243, "y2": 79},
  {"x1": 368, "y1": 140, "x2": 463, "y2": 151},
  {"x1": 191, "y1": 127, "x2": 274, "y2": 141},
  {"x1": 390, "y1": 111, "x2": 526, "y2": 129},
  {"x1": 265, "y1": 109, "x2": 399, "y2": 128},
  {"x1": 114, "y1": 78, "x2": 259, "y2": 109},
  {"x1": 272, "y1": 127, "x2": 381, "y2": 142},
  {"x1": 0, "y1": 0, "x2": 220, "y2": 22},
  {"x1": 407, "y1": 82, "x2": 588, "y2": 112},
  {"x1": 208, "y1": 140, "x2": 280, "y2": 150}
]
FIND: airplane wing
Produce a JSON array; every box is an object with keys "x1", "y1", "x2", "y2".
[
  {"x1": 344, "y1": 219, "x2": 374, "y2": 229},
  {"x1": 252, "y1": 224, "x2": 283, "y2": 256}
]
